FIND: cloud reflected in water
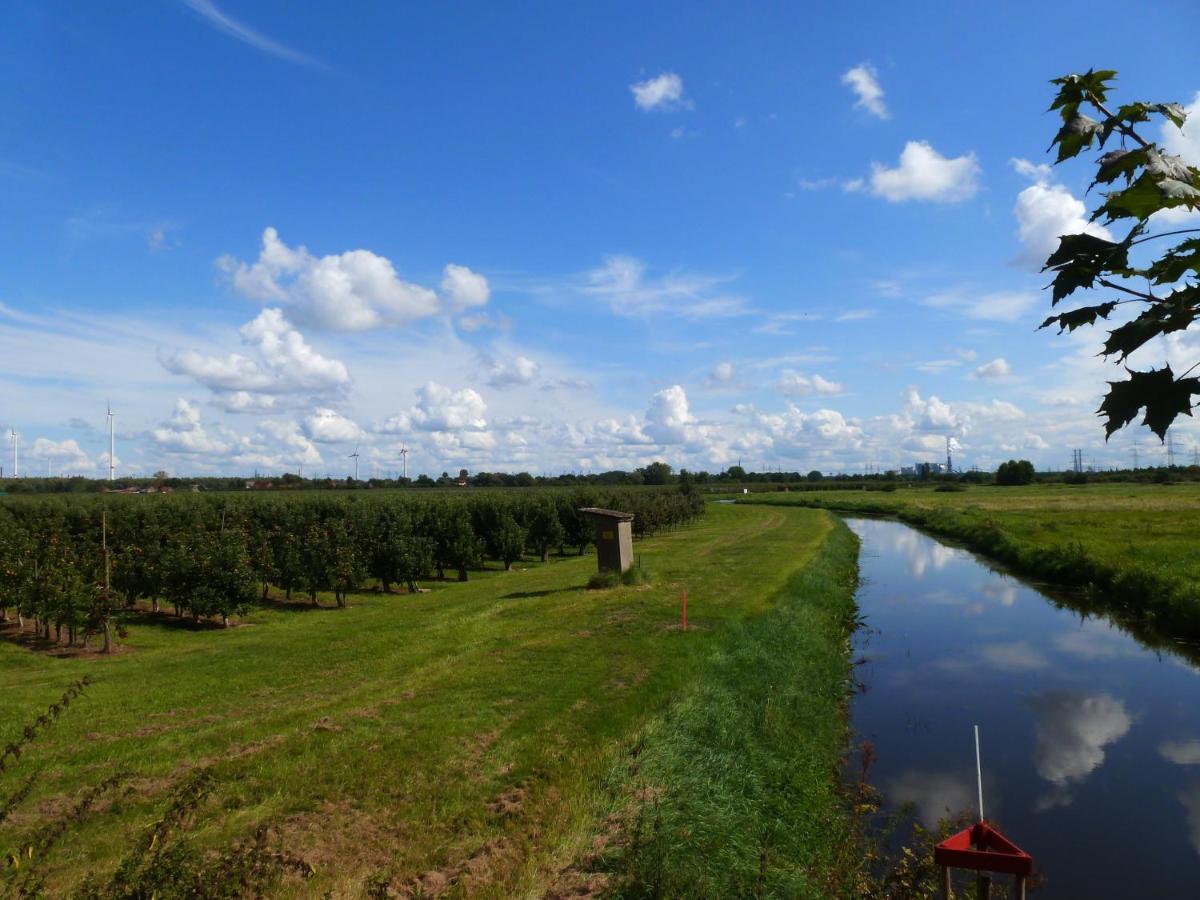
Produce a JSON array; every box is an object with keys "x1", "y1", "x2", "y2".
[
  {"x1": 980, "y1": 581, "x2": 1018, "y2": 607},
  {"x1": 1030, "y1": 691, "x2": 1132, "y2": 810},
  {"x1": 1053, "y1": 618, "x2": 1140, "y2": 661},
  {"x1": 935, "y1": 641, "x2": 1049, "y2": 675},
  {"x1": 887, "y1": 769, "x2": 976, "y2": 828},
  {"x1": 1160, "y1": 740, "x2": 1200, "y2": 766},
  {"x1": 1182, "y1": 784, "x2": 1200, "y2": 855},
  {"x1": 878, "y1": 526, "x2": 963, "y2": 579}
]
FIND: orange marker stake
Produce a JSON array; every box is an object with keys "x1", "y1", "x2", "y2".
[{"x1": 682, "y1": 590, "x2": 688, "y2": 631}]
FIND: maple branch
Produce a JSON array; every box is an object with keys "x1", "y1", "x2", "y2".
[
  {"x1": 1085, "y1": 92, "x2": 1151, "y2": 149},
  {"x1": 1098, "y1": 279, "x2": 1157, "y2": 301},
  {"x1": 1130, "y1": 228, "x2": 1200, "y2": 247}
]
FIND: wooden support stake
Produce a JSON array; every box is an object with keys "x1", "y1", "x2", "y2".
[
  {"x1": 976, "y1": 873, "x2": 990, "y2": 900},
  {"x1": 102, "y1": 510, "x2": 112, "y2": 654},
  {"x1": 1014, "y1": 875, "x2": 1026, "y2": 900},
  {"x1": 940, "y1": 865, "x2": 951, "y2": 900}
]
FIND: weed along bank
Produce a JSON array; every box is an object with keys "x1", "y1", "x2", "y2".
[{"x1": 580, "y1": 507, "x2": 634, "y2": 572}]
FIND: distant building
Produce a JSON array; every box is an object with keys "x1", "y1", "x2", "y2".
[{"x1": 902, "y1": 462, "x2": 948, "y2": 478}]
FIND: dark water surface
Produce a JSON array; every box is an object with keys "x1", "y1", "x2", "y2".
[{"x1": 847, "y1": 516, "x2": 1200, "y2": 897}]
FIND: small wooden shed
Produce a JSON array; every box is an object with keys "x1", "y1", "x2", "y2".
[{"x1": 579, "y1": 507, "x2": 635, "y2": 573}]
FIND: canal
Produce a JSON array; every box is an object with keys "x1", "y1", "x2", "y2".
[{"x1": 847, "y1": 516, "x2": 1200, "y2": 897}]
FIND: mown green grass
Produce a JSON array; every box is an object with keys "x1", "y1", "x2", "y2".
[
  {"x1": 599, "y1": 521, "x2": 863, "y2": 898},
  {"x1": 739, "y1": 482, "x2": 1200, "y2": 656},
  {"x1": 0, "y1": 503, "x2": 859, "y2": 897}
]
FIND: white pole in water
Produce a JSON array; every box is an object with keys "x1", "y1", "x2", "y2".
[{"x1": 975, "y1": 724, "x2": 984, "y2": 823}]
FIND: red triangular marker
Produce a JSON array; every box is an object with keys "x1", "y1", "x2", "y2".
[{"x1": 934, "y1": 822, "x2": 1034, "y2": 877}]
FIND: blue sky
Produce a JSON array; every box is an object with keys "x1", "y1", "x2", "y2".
[{"x1": 3, "y1": 0, "x2": 1200, "y2": 477}]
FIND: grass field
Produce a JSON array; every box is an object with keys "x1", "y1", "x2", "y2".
[
  {"x1": 0, "y1": 502, "x2": 862, "y2": 897},
  {"x1": 738, "y1": 482, "x2": 1200, "y2": 657}
]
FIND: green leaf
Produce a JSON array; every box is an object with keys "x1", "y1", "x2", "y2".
[
  {"x1": 1101, "y1": 102, "x2": 1155, "y2": 146},
  {"x1": 1114, "y1": 102, "x2": 1153, "y2": 126},
  {"x1": 1160, "y1": 178, "x2": 1200, "y2": 204},
  {"x1": 1044, "y1": 232, "x2": 1124, "y2": 269},
  {"x1": 1091, "y1": 148, "x2": 1145, "y2": 189},
  {"x1": 1093, "y1": 172, "x2": 1171, "y2": 222},
  {"x1": 1098, "y1": 366, "x2": 1200, "y2": 440},
  {"x1": 1051, "y1": 114, "x2": 1101, "y2": 162},
  {"x1": 1039, "y1": 301, "x2": 1118, "y2": 333},
  {"x1": 1050, "y1": 70, "x2": 1118, "y2": 119},
  {"x1": 1043, "y1": 232, "x2": 1134, "y2": 304},
  {"x1": 1145, "y1": 149, "x2": 1195, "y2": 183},
  {"x1": 1146, "y1": 239, "x2": 1200, "y2": 285},
  {"x1": 1102, "y1": 313, "x2": 1168, "y2": 361},
  {"x1": 1157, "y1": 102, "x2": 1188, "y2": 129},
  {"x1": 1101, "y1": 288, "x2": 1198, "y2": 361}
]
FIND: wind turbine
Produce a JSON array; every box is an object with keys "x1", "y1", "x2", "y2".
[
  {"x1": 9, "y1": 428, "x2": 17, "y2": 478},
  {"x1": 349, "y1": 446, "x2": 360, "y2": 480},
  {"x1": 399, "y1": 446, "x2": 409, "y2": 480},
  {"x1": 106, "y1": 401, "x2": 116, "y2": 482}
]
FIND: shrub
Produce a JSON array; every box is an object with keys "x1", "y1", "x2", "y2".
[
  {"x1": 995, "y1": 459, "x2": 1035, "y2": 486},
  {"x1": 587, "y1": 564, "x2": 650, "y2": 590}
]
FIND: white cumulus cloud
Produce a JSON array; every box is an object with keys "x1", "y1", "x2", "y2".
[
  {"x1": 842, "y1": 63, "x2": 888, "y2": 119},
  {"x1": 869, "y1": 141, "x2": 980, "y2": 203},
  {"x1": 974, "y1": 358, "x2": 1012, "y2": 380},
  {"x1": 217, "y1": 227, "x2": 442, "y2": 331},
  {"x1": 29, "y1": 437, "x2": 94, "y2": 472},
  {"x1": 256, "y1": 419, "x2": 322, "y2": 465},
  {"x1": 776, "y1": 371, "x2": 844, "y2": 396},
  {"x1": 164, "y1": 308, "x2": 350, "y2": 401},
  {"x1": 707, "y1": 361, "x2": 736, "y2": 386},
  {"x1": 1162, "y1": 92, "x2": 1200, "y2": 166},
  {"x1": 748, "y1": 404, "x2": 864, "y2": 452},
  {"x1": 630, "y1": 72, "x2": 687, "y2": 111},
  {"x1": 303, "y1": 407, "x2": 362, "y2": 444},
  {"x1": 152, "y1": 399, "x2": 230, "y2": 455},
  {"x1": 440, "y1": 264, "x2": 491, "y2": 311},
  {"x1": 644, "y1": 385, "x2": 694, "y2": 444},
  {"x1": 485, "y1": 354, "x2": 540, "y2": 388},
  {"x1": 379, "y1": 382, "x2": 489, "y2": 434},
  {"x1": 1011, "y1": 158, "x2": 1113, "y2": 269}
]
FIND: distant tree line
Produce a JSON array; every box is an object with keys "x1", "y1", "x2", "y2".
[{"x1": 4, "y1": 455, "x2": 1199, "y2": 500}]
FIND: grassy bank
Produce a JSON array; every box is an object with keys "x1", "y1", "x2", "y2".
[
  {"x1": 597, "y1": 521, "x2": 864, "y2": 898},
  {"x1": 0, "y1": 503, "x2": 860, "y2": 897},
  {"x1": 737, "y1": 483, "x2": 1200, "y2": 659}
]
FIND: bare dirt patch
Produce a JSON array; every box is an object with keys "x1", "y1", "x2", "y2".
[
  {"x1": 277, "y1": 799, "x2": 392, "y2": 887},
  {"x1": 486, "y1": 786, "x2": 526, "y2": 817},
  {"x1": 396, "y1": 838, "x2": 521, "y2": 898},
  {"x1": 544, "y1": 811, "x2": 626, "y2": 900},
  {"x1": 465, "y1": 730, "x2": 499, "y2": 758}
]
